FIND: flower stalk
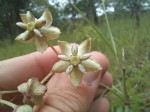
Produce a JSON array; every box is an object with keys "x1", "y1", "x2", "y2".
[
  {"x1": 41, "y1": 71, "x2": 54, "y2": 84},
  {"x1": 0, "y1": 99, "x2": 17, "y2": 109},
  {"x1": 48, "y1": 43, "x2": 59, "y2": 55},
  {"x1": 0, "y1": 90, "x2": 18, "y2": 94}
]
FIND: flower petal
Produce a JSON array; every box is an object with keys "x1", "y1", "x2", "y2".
[
  {"x1": 80, "y1": 53, "x2": 91, "y2": 60},
  {"x1": 35, "y1": 19, "x2": 46, "y2": 28},
  {"x1": 58, "y1": 40, "x2": 71, "y2": 56},
  {"x1": 32, "y1": 95, "x2": 43, "y2": 106},
  {"x1": 52, "y1": 60, "x2": 70, "y2": 73},
  {"x1": 23, "y1": 96, "x2": 31, "y2": 105},
  {"x1": 16, "y1": 22, "x2": 27, "y2": 29},
  {"x1": 30, "y1": 78, "x2": 46, "y2": 95},
  {"x1": 78, "y1": 38, "x2": 91, "y2": 56},
  {"x1": 40, "y1": 26, "x2": 61, "y2": 40},
  {"x1": 39, "y1": 9, "x2": 53, "y2": 27},
  {"x1": 15, "y1": 30, "x2": 34, "y2": 43},
  {"x1": 81, "y1": 59, "x2": 102, "y2": 72},
  {"x1": 17, "y1": 83, "x2": 28, "y2": 93},
  {"x1": 70, "y1": 67, "x2": 83, "y2": 87},
  {"x1": 20, "y1": 11, "x2": 35, "y2": 23},
  {"x1": 34, "y1": 36, "x2": 48, "y2": 53}
]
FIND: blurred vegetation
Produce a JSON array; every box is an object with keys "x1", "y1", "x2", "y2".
[{"x1": 0, "y1": 0, "x2": 150, "y2": 112}]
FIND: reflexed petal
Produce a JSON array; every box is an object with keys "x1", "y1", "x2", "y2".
[
  {"x1": 32, "y1": 95, "x2": 43, "y2": 106},
  {"x1": 16, "y1": 22, "x2": 27, "y2": 29},
  {"x1": 35, "y1": 19, "x2": 46, "y2": 28},
  {"x1": 66, "y1": 65, "x2": 74, "y2": 75},
  {"x1": 15, "y1": 30, "x2": 34, "y2": 43},
  {"x1": 58, "y1": 40, "x2": 71, "y2": 56},
  {"x1": 26, "y1": 11, "x2": 35, "y2": 22},
  {"x1": 58, "y1": 55, "x2": 70, "y2": 61},
  {"x1": 78, "y1": 38, "x2": 91, "y2": 56},
  {"x1": 20, "y1": 14, "x2": 28, "y2": 23},
  {"x1": 80, "y1": 53, "x2": 91, "y2": 60},
  {"x1": 81, "y1": 59, "x2": 102, "y2": 72},
  {"x1": 34, "y1": 36, "x2": 48, "y2": 52},
  {"x1": 40, "y1": 26, "x2": 61, "y2": 40},
  {"x1": 39, "y1": 9, "x2": 53, "y2": 27},
  {"x1": 34, "y1": 29, "x2": 42, "y2": 37},
  {"x1": 23, "y1": 96, "x2": 31, "y2": 105},
  {"x1": 70, "y1": 67, "x2": 83, "y2": 87},
  {"x1": 52, "y1": 60, "x2": 70, "y2": 73},
  {"x1": 20, "y1": 11, "x2": 35, "y2": 23},
  {"x1": 17, "y1": 83, "x2": 28, "y2": 93},
  {"x1": 30, "y1": 78, "x2": 46, "y2": 95}
]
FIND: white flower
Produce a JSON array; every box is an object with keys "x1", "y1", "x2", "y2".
[
  {"x1": 52, "y1": 38, "x2": 102, "y2": 87},
  {"x1": 17, "y1": 78, "x2": 46, "y2": 106},
  {"x1": 16, "y1": 9, "x2": 61, "y2": 52}
]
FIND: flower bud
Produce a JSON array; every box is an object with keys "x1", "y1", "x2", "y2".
[{"x1": 14, "y1": 105, "x2": 33, "y2": 112}]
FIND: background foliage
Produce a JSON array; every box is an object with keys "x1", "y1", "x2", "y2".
[{"x1": 0, "y1": 0, "x2": 150, "y2": 112}]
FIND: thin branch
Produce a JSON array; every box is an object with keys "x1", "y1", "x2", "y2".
[
  {"x1": 0, "y1": 90, "x2": 18, "y2": 95},
  {"x1": 41, "y1": 71, "x2": 54, "y2": 84},
  {"x1": 48, "y1": 43, "x2": 59, "y2": 55},
  {"x1": 0, "y1": 99, "x2": 17, "y2": 109}
]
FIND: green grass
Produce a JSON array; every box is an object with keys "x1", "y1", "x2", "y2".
[{"x1": 0, "y1": 13, "x2": 150, "y2": 112}]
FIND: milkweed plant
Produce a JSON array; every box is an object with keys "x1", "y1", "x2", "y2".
[{"x1": 0, "y1": 9, "x2": 102, "y2": 112}]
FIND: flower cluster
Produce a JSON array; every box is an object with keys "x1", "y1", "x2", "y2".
[
  {"x1": 52, "y1": 38, "x2": 102, "y2": 86},
  {"x1": 0, "y1": 9, "x2": 103, "y2": 112},
  {"x1": 17, "y1": 78, "x2": 46, "y2": 106},
  {"x1": 16, "y1": 9, "x2": 61, "y2": 52}
]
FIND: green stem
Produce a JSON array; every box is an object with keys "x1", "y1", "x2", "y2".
[
  {"x1": 0, "y1": 90, "x2": 18, "y2": 94},
  {"x1": 41, "y1": 71, "x2": 54, "y2": 84},
  {"x1": 122, "y1": 48, "x2": 130, "y2": 112},
  {"x1": 0, "y1": 99, "x2": 17, "y2": 109},
  {"x1": 100, "y1": 83, "x2": 125, "y2": 102},
  {"x1": 71, "y1": 4, "x2": 115, "y2": 56},
  {"x1": 102, "y1": 0, "x2": 117, "y2": 57}
]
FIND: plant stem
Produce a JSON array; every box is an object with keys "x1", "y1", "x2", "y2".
[
  {"x1": 102, "y1": 0, "x2": 117, "y2": 57},
  {"x1": 48, "y1": 43, "x2": 59, "y2": 55},
  {"x1": 100, "y1": 83, "x2": 125, "y2": 102},
  {"x1": 71, "y1": 4, "x2": 115, "y2": 56},
  {"x1": 122, "y1": 48, "x2": 130, "y2": 112},
  {"x1": 0, "y1": 99, "x2": 17, "y2": 109},
  {"x1": 0, "y1": 90, "x2": 18, "y2": 95},
  {"x1": 41, "y1": 71, "x2": 54, "y2": 84}
]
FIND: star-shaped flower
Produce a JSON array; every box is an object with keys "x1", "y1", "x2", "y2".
[
  {"x1": 17, "y1": 78, "x2": 46, "y2": 106},
  {"x1": 52, "y1": 38, "x2": 102, "y2": 87},
  {"x1": 16, "y1": 9, "x2": 61, "y2": 52}
]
